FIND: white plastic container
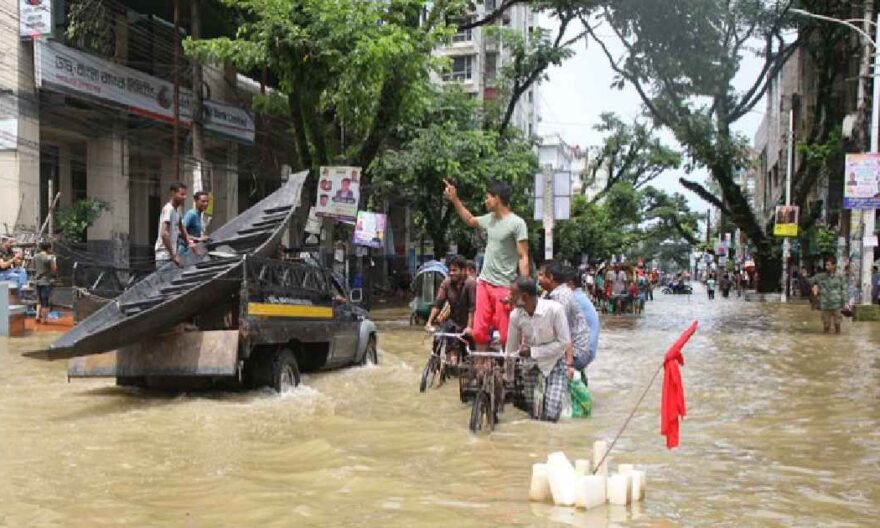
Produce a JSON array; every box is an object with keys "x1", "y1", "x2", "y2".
[
  {"x1": 574, "y1": 475, "x2": 607, "y2": 509},
  {"x1": 592, "y1": 441, "x2": 609, "y2": 477},
  {"x1": 629, "y1": 469, "x2": 646, "y2": 501},
  {"x1": 546, "y1": 452, "x2": 577, "y2": 506},
  {"x1": 529, "y1": 463, "x2": 552, "y2": 502},
  {"x1": 607, "y1": 473, "x2": 633, "y2": 506},
  {"x1": 574, "y1": 459, "x2": 592, "y2": 476}
]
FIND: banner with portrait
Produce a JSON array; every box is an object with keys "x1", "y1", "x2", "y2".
[
  {"x1": 314, "y1": 166, "x2": 361, "y2": 221},
  {"x1": 773, "y1": 205, "x2": 799, "y2": 237},
  {"x1": 844, "y1": 153, "x2": 880, "y2": 209},
  {"x1": 353, "y1": 211, "x2": 387, "y2": 249}
]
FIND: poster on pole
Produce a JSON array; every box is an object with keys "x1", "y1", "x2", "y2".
[
  {"x1": 315, "y1": 166, "x2": 360, "y2": 221},
  {"x1": 843, "y1": 153, "x2": 880, "y2": 209},
  {"x1": 773, "y1": 205, "x2": 799, "y2": 237},
  {"x1": 353, "y1": 211, "x2": 387, "y2": 249},
  {"x1": 20, "y1": 0, "x2": 52, "y2": 39}
]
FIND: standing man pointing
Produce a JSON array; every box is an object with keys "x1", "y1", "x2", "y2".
[{"x1": 444, "y1": 180, "x2": 529, "y2": 347}]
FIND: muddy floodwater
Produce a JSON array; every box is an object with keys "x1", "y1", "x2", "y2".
[{"x1": 2, "y1": 289, "x2": 879, "y2": 527}]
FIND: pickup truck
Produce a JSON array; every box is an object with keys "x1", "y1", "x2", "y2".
[{"x1": 67, "y1": 256, "x2": 377, "y2": 391}]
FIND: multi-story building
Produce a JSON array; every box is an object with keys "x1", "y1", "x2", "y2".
[
  {"x1": 0, "y1": 0, "x2": 287, "y2": 267},
  {"x1": 431, "y1": 2, "x2": 539, "y2": 136}
]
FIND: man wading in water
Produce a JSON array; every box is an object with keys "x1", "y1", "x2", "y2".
[{"x1": 443, "y1": 180, "x2": 529, "y2": 349}]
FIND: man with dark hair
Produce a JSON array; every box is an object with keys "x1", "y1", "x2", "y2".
[
  {"x1": 538, "y1": 261, "x2": 587, "y2": 371},
  {"x1": 154, "y1": 181, "x2": 189, "y2": 268},
  {"x1": 426, "y1": 256, "x2": 476, "y2": 363},
  {"x1": 333, "y1": 178, "x2": 356, "y2": 203},
  {"x1": 179, "y1": 191, "x2": 209, "y2": 254},
  {"x1": 566, "y1": 266, "x2": 600, "y2": 370},
  {"x1": 810, "y1": 256, "x2": 848, "y2": 334},
  {"x1": 443, "y1": 179, "x2": 529, "y2": 347},
  {"x1": 506, "y1": 276, "x2": 571, "y2": 422},
  {"x1": 32, "y1": 241, "x2": 57, "y2": 323},
  {"x1": 425, "y1": 255, "x2": 476, "y2": 335},
  {"x1": 465, "y1": 260, "x2": 477, "y2": 280}
]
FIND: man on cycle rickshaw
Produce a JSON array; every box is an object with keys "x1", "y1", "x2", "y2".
[{"x1": 424, "y1": 256, "x2": 476, "y2": 365}]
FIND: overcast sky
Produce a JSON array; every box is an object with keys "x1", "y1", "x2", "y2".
[{"x1": 536, "y1": 18, "x2": 768, "y2": 216}]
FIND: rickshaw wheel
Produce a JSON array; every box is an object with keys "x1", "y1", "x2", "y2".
[
  {"x1": 419, "y1": 355, "x2": 438, "y2": 393},
  {"x1": 469, "y1": 389, "x2": 495, "y2": 433}
]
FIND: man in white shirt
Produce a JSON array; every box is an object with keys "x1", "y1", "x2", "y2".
[
  {"x1": 506, "y1": 276, "x2": 572, "y2": 422},
  {"x1": 154, "y1": 181, "x2": 190, "y2": 268}
]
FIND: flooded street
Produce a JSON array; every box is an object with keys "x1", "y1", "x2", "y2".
[{"x1": 2, "y1": 290, "x2": 879, "y2": 527}]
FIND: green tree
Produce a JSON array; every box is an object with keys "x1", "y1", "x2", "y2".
[
  {"x1": 584, "y1": 112, "x2": 682, "y2": 203},
  {"x1": 371, "y1": 87, "x2": 536, "y2": 257},
  {"x1": 584, "y1": 0, "x2": 803, "y2": 291}
]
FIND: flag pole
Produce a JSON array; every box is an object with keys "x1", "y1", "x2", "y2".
[{"x1": 592, "y1": 320, "x2": 698, "y2": 474}]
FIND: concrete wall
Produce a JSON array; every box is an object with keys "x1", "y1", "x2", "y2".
[
  {"x1": 87, "y1": 130, "x2": 129, "y2": 266},
  {"x1": 0, "y1": 0, "x2": 40, "y2": 233}
]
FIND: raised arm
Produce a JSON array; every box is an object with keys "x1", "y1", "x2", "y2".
[{"x1": 443, "y1": 180, "x2": 479, "y2": 228}]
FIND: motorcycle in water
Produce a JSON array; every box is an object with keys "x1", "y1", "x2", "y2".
[{"x1": 661, "y1": 281, "x2": 693, "y2": 295}]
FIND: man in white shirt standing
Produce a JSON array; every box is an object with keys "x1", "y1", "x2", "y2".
[
  {"x1": 506, "y1": 276, "x2": 573, "y2": 422},
  {"x1": 154, "y1": 181, "x2": 190, "y2": 268}
]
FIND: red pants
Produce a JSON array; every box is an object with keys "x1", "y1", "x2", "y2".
[{"x1": 473, "y1": 280, "x2": 513, "y2": 346}]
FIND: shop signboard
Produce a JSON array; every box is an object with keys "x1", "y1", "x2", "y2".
[
  {"x1": 353, "y1": 211, "x2": 387, "y2": 249},
  {"x1": 20, "y1": 0, "x2": 52, "y2": 39},
  {"x1": 34, "y1": 40, "x2": 255, "y2": 144},
  {"x1": 315, "y1": 166, "x2": 361, "y2": 221},
  {"x1": 843, "y1": 153, "x2": 880, "y2": 209},
  {"x1": 773, "y1": 205, "x2": 799, "y2": 237}
]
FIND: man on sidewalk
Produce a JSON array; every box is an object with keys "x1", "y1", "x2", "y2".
[
  {"x1": 810, "y1": 256, "x2": 848, "y2": 334},
  {"x1": 154, "y1": 182, "x2": 190, "y2": 268},
  {"x1": 443, "y1": 180, "x2": 529, "y2": 348}
]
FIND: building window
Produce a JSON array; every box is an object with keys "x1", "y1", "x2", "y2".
[
  {"x1": 485, "y1": 52, "x2": 498, "y2": 81},
  {"x1": 485, "y1": 0, "x2": 497, "y2": 10},
  {"x1": 452, "y1": 19, "x2": 473, "y2": 42},
  {"x1": 444, "y1": 55, "x2": 474, "y2": 82}
]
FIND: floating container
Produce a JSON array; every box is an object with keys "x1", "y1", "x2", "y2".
[
  {"x1": 529, "y1": 463, "x2": 552, "y2": 502},
  {"x1": 607, "y1": 473, "x2": 633, "y2": 506},
  {"x1": 546, "y1": 452, "x2": 578, "y2": 507},
  {"x1": 575, "y1": 475, "x2": 607, "y2": 509}
]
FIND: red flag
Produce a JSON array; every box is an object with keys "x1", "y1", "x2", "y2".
[{"x1": 661, "y1": 320, "x2": 698, "y2": 449}]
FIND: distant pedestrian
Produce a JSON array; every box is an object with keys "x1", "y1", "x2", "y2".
[
  {"x1": 32, "y1": 241, "x2": 57, "y2": 324},
  {"x1": 810, "y1": 256, "x2": 848, "y2": 334},
  {"x1": 706, "y1": 273, "x2": 716, "y2": 300}
]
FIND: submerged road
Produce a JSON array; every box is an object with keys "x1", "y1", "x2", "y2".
[{"x1": 1, "y1": 288, "x2": 879, "y2": 527}]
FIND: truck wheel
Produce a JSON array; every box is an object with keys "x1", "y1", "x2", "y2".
[
  {"x1": 360, "y1": 336, "x2": 378, "y2": 366},
  {"x1": 270, "y1": 348, "x2": 301, "y2": 392}
]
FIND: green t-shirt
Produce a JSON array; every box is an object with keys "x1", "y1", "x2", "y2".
[{"x1": 476, "y1": 212, "x2": 528, "y2": 287}]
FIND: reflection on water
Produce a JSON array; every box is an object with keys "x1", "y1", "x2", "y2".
[{"x1": 1, "y1": 290, "x2": 878, "y2": 527}]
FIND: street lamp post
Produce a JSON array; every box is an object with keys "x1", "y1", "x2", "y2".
[{"x1": 791, "y1": 8, "x2": 879, "y2": 309}]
